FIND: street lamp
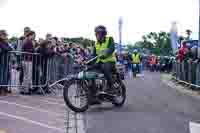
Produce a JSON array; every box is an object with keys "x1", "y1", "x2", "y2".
[
  {"x1": 198, "y1": 0, "x2": 200, "y2": 58},
  {"x1": 118, "y1": 17, "x2": 123, "y2": 54},
  {"x1": 170, "y1": 21, "x2": 178, "y2": 54},
  {"x1": 199, "y1": 0, "x2": 200, "y2": 46}
]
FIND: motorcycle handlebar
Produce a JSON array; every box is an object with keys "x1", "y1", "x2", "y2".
[{"x1": 85, "y1": 56, "x2": 99, "y2": 64}]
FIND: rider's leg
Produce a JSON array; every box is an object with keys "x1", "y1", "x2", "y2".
[
  {"x1": 100, "y1": 62, "x2": 115, "y2": 91},
  {"x1": 88, "y1": 64, "x2": 102, "y2": 104},
  {"x1": 136, "y1": 64, "x2": 139, "y2": 73},
  {"x1": 88, "y1": 64, "x2": 100, "y2": 96}
]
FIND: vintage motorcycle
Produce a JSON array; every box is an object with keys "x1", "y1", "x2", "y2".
[
  {"x1": 132, "y1": 63, "x2": 140, "y2": 77},
  {"x1": 63, "y1": 56, "x2": 126, "y2": 112}
]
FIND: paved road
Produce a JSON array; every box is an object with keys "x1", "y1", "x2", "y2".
[
  {"x1": 0, "y1": 93, "x2": 81, "y2": 133},
  {"x1": 1, "y1": 72, "x2": 200, "y2": 133},
  {"x1": 83, "y1": 72, "x2": 200, "y2": 133}
]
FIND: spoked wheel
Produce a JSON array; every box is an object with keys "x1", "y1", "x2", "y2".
[
  {"x1": 63, "y1": 79, "x2": 89, "y2": 112},
  {"x1": 112, "y1": 80, "x2": 126, "y2": 107}
]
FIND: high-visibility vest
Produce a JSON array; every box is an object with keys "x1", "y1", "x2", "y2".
[
  {"x1": 95, "y1": 37, "x2": 116, "y2": 63},
  {"x1": 132, "y1": 53, "x2": 140, "y2": 64}
]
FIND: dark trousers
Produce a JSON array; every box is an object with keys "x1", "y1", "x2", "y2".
[
  {"x1": 132, "y1": 63, "x2": 140, "y2": 73},
  {"x1": 89, "y1": 62, "x2": 115, "y2": 96},
  {"x1": 94, "y1": 62, "x2": 115, "y2": 86}
]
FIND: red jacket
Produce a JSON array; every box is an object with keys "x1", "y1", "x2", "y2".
[
  {"x1": 150, "y1": 56, "x2": 157, "y2": 65},
  {"x1": 177, "y1": 47, "x2": 188, "y2": 62}
]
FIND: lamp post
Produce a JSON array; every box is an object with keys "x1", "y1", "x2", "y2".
[
  {"x1": 199, "y1": 0, "x2": 200, "y2": 46},
  {"x1": 118, "y1": 17, "x2": 123, "y2": 54},
  {"x1": 170, "y1": 21, "x2": 178, "y2": 54},
  {"x1": 198, "y1": 0, "x2": 200, "y2": 58}
]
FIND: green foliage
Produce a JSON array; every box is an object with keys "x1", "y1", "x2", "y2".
[
  {"x1": 9, "y1": 36, "x2": 18, "y2": 43},
  {"x1": 134, "y1": 31, "x2": 172, "y2": 55},
  {"x1": 63, "y1": 37, "x2": 95, "y2": 48}
]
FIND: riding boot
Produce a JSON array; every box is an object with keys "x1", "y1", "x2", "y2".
[
  {"x1": 106, "y1": 80, "x2": 116, "y2": 95},
  {"x1": 89, "y1": 81, "x2": 101, "y2": 105}
]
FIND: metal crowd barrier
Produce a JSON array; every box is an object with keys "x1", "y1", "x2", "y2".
[
  {"x1": 0, "y1": 51, "x2": 75, "y2": 94},
  {"x1": 172, "y1": 60, "x2": 200, "y2": 89}
]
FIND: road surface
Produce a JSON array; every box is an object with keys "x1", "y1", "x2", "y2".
[
  {"x1": 0, "y1": 72, "x2": 200, "y2": 133},
  {"x1": 83, "y1": 72, "x2": 200, "y2": 133}
]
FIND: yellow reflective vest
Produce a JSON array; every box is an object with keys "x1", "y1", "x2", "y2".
[
  {"x1": 95, "y1": 37, "x2": 116, "y2": 63},
  {"x1": 132, "y1": 53, "x2": 140, "y2": 64}
]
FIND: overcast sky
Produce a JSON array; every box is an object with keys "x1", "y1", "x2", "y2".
[{"x1": 0, "y1": 0, "x2": 198, "y2": 43}]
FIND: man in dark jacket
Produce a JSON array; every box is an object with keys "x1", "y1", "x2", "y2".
[
  {"x1": 34, "y1": 40, "x2": 55, "y2": 94},
  {"x1": 0, "y1": 30, "x2": 12, "y2": 96}
]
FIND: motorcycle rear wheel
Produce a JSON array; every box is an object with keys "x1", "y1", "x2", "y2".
[{"x1": 112, "y1": 81, "x2": 126, "y2": 107}]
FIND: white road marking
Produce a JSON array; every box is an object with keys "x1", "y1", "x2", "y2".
[
  {"x1": 6, "y1": 95, "x2": 66, "y2": 107},
  {"x1": 0, "y1": 97, "x2": 86, "y2": 133},
  {"x1": 0, "y1": 93, "x2": 85, "y2": 133},
  {"x1": 189, "y1": 121, "x2": 200, "y2": 133},
  {"x1": 0, "y1": 111, "x2": 64, "y2": 132},
  {"x1": 33, "y1": 99, "x2": 66, "y2": 106},
  {"x1": 77, "y1": 114, "x2": 86, "y2": 133},
  {"x1": 31, "y1": 96, "x2": 64, "y2": 102},
  {"x1": 0, "y1": 100, "x2": 64, "y2": 117}
]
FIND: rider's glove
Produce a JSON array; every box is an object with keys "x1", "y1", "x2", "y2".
[
  {"x1": 99, "y1": 50, "x2": 109, "y2": 59},
  {"x1": 99, "y1": 55, "x2": 106, "y2": 59}
]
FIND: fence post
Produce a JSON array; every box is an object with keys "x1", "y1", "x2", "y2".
[
  {"x1": 180, "y1": 61, "x2": 184, "y2": 80},
  {"x1": 196, "y1": 62, "x2": 200, "y2": 88},
  {"x1": 188, "y1": 61, "x2": 192, "y2": 84},
  {"x1": 191, "y1": 61, "x2": 197, "y2": 86},
  {"x1": 177, "y1": 62, "x2": 180, "y2": 80}
]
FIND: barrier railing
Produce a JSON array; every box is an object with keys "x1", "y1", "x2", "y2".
[
  {"x1": 0, "y1": 51, "x2": 75, "y2": 94},
  {"x1": 172, "y1": 60, "x2": 200, "y2": 89}
]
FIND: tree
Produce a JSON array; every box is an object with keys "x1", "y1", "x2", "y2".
[
  {"x1": 134, "y1": 31, "x2": 172, "y2": 55},
  {"x1": 63, "y1": 37, "x2": 95, "y2": 48},
  {"x1": 9, "y1": 36, "x2": 18, "y2": 43},
  {"x1": 126, "y1": 44, "x2": 134, "y2": 52}
]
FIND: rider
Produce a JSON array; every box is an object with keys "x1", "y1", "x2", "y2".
[
  {"x1": 131, "y1": 49, "x2": 141, "y2": 73},
  {"x1": 89, "y1": 25, "x2": 116, "y2": 104}
]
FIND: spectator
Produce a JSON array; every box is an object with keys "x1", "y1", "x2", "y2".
[
  {"x1": 20, "y1": 31, "x2": 35, "y2": 95},
  {"x1": 149, "y1": 55, "x2": 157, "y2": 71},
  {"x1": 0, "y1": 30, "x2": 12, "y2": 96},
  {"x1": 177, "y1": 41, "x2": 188, "y2": 63},
  {"x1": 46, "y1": 33, "x2": 52, "y2": 42},
  {"x1": 184, "y1": 47, "x2": 193, "y2": 62},
  {"x1": 16, "y1": 27, "x2": 31, "y2": 51},
  {"x1": 35, "y1": 40, "x2": 55, "y2": 93},
  {"x1": 38, "y1": 38, "x2": 44, "y2": 44},
  {"x1": 16, "y1": 27, "x2": 31, "y2": 86}
]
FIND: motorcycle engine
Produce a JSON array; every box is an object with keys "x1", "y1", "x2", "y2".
[{"x1": 95, "y1": 79, "x2": 103, "y2": 90}]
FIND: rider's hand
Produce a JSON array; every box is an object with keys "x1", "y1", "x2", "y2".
[
  {"x1": 99, "y1": 54, "x2": 106, "y2": 59},
  {"x1": 81, "y1": 60, "x2": 87, "y2": 65}
]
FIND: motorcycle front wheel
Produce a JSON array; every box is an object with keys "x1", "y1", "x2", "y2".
[{"x1": 63, "y1": 79, "x2": 89, "y2": 112}]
